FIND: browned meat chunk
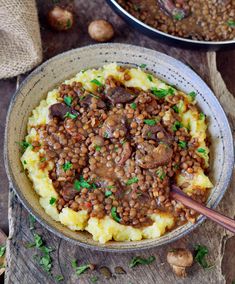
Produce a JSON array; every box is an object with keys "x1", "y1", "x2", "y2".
[
  {"x1": 99, "y1": 114, "x2": 127, "y2": 138},
  {"x1": 49, "y1": 103, "x2": 71, "y2": 119},
  {"x1": 80, "y1": 94, "x2": 106, "y2": 108},
  {"x1": 142, "y1": 124, "x2": 173, "y2": 144},
  {"x1": 136, "y1": 142, "x2": 173, "y2": 169},
  {"x1": 106, "y1": 86, "x2": 136, "y2": 104},
  {"x1": 60, "y1": 183, "x2": 78, "y2": 201},
  {"x1": 118, "y1": 142, "x2": 132, "y2": 165}
]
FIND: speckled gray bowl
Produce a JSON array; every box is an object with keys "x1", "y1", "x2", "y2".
[{"x1": 4, "y1": 43, "x2": 234, "y2": 251}]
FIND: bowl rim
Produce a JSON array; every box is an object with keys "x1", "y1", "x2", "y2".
[
  {"x1": 107, "y1": 0, "x2": 235, "y2": 46},
  {"x1": 4, "y1": 43, "x2": 234, "y2": 252}
]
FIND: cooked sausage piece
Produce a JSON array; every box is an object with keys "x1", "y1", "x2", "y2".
[
  {"x1": 136, "y1": 142, "x2": 173, "y2": 169},
  {"x1": 106, "y1": 86, "x2": 136, "y2": 104},
  {"x1": 99, "y1": 114, "x2": 127, "y2": 138},
  {"x1": 49, "y1": 103, "x2": 72, "y2": 119}
]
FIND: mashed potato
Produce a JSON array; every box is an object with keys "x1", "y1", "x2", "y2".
[{"x1": 21, "y1": 63, "x2": 213, "y2": 243}]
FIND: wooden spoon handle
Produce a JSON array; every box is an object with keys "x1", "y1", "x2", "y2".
[{"x1": 171, "y1": 186, "x2": 235, "y2": 234}]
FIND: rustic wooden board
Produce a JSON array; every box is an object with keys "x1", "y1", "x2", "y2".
[{"x1": 4, "y1": 0, "x2": 235, "y2": 283}]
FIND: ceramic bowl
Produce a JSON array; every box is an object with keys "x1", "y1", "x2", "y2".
[{"x1": 4, "y1": 43, "x2": 234, "y2": 251}]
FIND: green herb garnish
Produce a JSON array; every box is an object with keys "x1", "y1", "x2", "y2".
[
  {"x1": 139, "y1": 64, "x2": 147, "y2": 68},
  {"x1": 178, "y1": 140, "x2": 187, "y2": 149},
  {"x1": 74, "y1": 176, "x2": 94, "y2": 191},
  {"x1": 129, "y1": 256, "x2": 156, "y2": 268},
  {"x1": 62, "y1": 161, "x2": 72, "y2": 171},
  {"x1": 194, "y1": 245, "x2": 212, "y2": 269},
  {"x1": 172, "y1": 105, "x2": 179, "y2": 113},
  {"x1": 197, "y1": 148, "x2": 206, "y2": 154},
  {"x1": 103, "y1": 132, "x2": 109, "y2": 138},
  {"x1": 0, "y1": 245, "x2": 6, "y2": 257},
  {"x1": 147, "y1": 74, "x2": 153, "y2": 82},
  {"x1": 151, "y1": 87, "x2": 174, "y2": 99},
  {"x1": 94, "y1": 145, "x2": 101, "y2": 151},
  {"x1": 91, "y1": 276, "x2": 98, "y2": 283},
  {"x1": 199, "y1": 112, "x2": 205, "y2": 120},
  {"x1": 156, "y1": 168, "x2": 166, "y2": 181},
  {"x1": 29, "y1": 214, "x2": 36, "y2": 230},
  {"x1": 19, "y1": 140, "x2": 32, "y2": 152},
  {"x1": 172, "y1": 121, "x2": 183, "y2": 131},
  {"x1": 147, "y1": 131, "x2": 152, "y2": 138},
  {"x1": 120, "y1": 139, "x2": 126, "y2": 145},
  {"x1": 90, "y1": 79, "x2": 103, "y2": 87},
  {"x1": 64, "y1": 112, "x2": 78, "y2": 120},
  {"x1": 227, "y1": 20, "x2": 235, "y2": 27},
  {"x1": 55, "y1": 275, "x2": 64, "y2": 282},
  {"x1": 105, "y1": 190, "x2": 112, "y2": 197},
  {"x1": 144, "y1": 119, "x2": 156, "y2": 126},
  {"x1": 130, "y1": 102, "x2": 137, "y2": 110},
  {"x1": 173, "y1": 10, "x2": 184, "y2": 21},
  {"x1": 66, "y1": 19, "x2": 72, "y2": 28},
  {"x1": 126, "y1": 177, "x2": 139, "y2": 185},
  {"x1": 111, "y1": 207, "x2": 121, "y2": 223},
  {"x1": 40, "y1": 157, "x2": 46, "y2": 162},
  {"x1": 49, "y1": 197, "x2": 56, "y2": 205},
  {"x1": 23, "y1": 160, "x2": 27, "y2": 165},
  {"x1": 71, "y1": 259, "x2": 91, "y2": 275},
  {"x1": 64, "y1": 96, "x2": 72, "y2": 106},
  {"x1": 188, "y1": 91, "x2": 197, "y2": 100}
]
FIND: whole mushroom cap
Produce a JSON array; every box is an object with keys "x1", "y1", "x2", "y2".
[{"x1": 167, "y1": 248, "x2": 193, "y2": 267}]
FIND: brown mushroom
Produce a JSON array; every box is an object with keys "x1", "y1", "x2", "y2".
[
  {"x1": 88, "y1": 19, "x2": 114, "y2": 42},
  {"x1": 48, "y1": 6, "x2": 74, "y2": 31},
  {"x1": 167, "y1": 248, "x2": 193, "y2": 277}
]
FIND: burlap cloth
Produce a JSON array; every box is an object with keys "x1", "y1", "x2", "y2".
[{"x1": 0, "y1": 0, "x2": 42, "y2": 79}]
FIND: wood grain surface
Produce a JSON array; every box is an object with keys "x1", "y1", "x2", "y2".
[{"x1": 1, "y1": 0, "x2": 235, "y2": 283}]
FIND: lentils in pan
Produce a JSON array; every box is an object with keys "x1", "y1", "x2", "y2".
[
  {"x1": 35, "y1": 68, "x2": 208, "y2": 229},
  {"x1": 116, "y1": 0, "x2": 235, "y2": 41}
]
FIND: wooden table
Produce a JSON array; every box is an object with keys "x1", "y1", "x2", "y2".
[{"x1": 0, "y1": 1, "x2": 235, "y2": 283}]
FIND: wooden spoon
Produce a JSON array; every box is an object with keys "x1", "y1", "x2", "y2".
[{"x1": 171, "y1": 185, "x2": 235, "y2": 234}]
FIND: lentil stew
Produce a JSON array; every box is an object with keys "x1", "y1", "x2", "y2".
[{"x1": 21, "y1": 63, "x2": 213, "y2": 243}]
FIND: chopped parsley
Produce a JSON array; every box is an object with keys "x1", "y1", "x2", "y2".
[
  {"x1": 105, "y1": 190, "x2": 113, "y2": 197},
  {"x1": 74, "y1": 176, "x2": 95, "y2": 191},
  {"x1": 111, "y1": 207, "x2": 121, "y2": 223},
  {"x1": 71, "y1": 259, "x2": 92, "y2": 275},
  {"x1": 49, "y1": 197, "x2": 56, "y2": 205},
  {"x1": 126, "y1": 177, "x2": 139, "y2": 185},
  {"x1": 40, "y1": 157, "x2": 46, "y2": 162},
  {"x1": 197, "y1": 148, "x2": 206, "y2": 154},
  {"x1": 94, "y1": 145, "x2": 101, "y2": 151},
  {"x1": 178, "y1": 140, "x2": 187, "y2": 149},
  {"x1": 91, "y1": 276, "x2": 98, "y2": 283},
  {"x1": 64, "y1": 112, "x2": 78, "y2": 120},
  {"x1": 172, "y1": 121, "x2": 183, "y2": 131},
  {"x1": 139, "y1": 63, "x2": 147, "y2": 68},
  {"x1": 199, "y1": 112, "x2": 205, "y2": 120},
  {"x1": 29, "y1": 214, "x2": 36, "y2": 230},
  {"x1": 194, "y1": 245, "x2": 212, "y2": 269},
  {"x1": 147, "y1": 74, "x2": 153, "y2": 82},
  {"x1": 129, "y1": 256, "x2": 156, "y2": 268},
  {"x1": 120, "y1": 139, "x2": 126, "y2": 145},
  {"x1": 130, "y1": 102, "x2": 137, "y2": 110},
  {"x1": 188, "y1": 91, "x2": 197, "y2": 100},
  {"x1": 172, "y1": 105, "x2": 179, "y2": 113},
  {"x1": 173, "y1": 10, "x2": 184, "y2": 21},
  {"x1": 64, "y1": 96, "x2": 72, "y2": 106},
  {"x1": 147, "y1": 131, "x2": 152, "y2": 138},
  {"x1": 66, "y1": 19, "x2": 72, "y2": 28},
  {"x1": 227, "y1": 20, "x2": 235, "y2": 27},
  {"x1": 90, "y1": 79, "x2": 103, "y2": 87},
  {"x1": 0, "y1": 245, "x2": 6, "y2": 257},
  {"x1": 144, "y1": 119, "x2": 156, "y2": 126},
  {"x1": 156, "y1": 168, "x2": 166, "y2": 181},
  {"x1": 103, "y1": 132, "x2": 109, "y2": 138},
  {"x1": 173, "y1": 163, "x2": 179, "y2": 170},
  {"x1": 19, "y1": 140, "x2": 32, "y2": 152},
  {"x1": 152, "y1": 87, "x2": 174, "y2": 99},
  {"x1": 23, "y1": 160, "x2": 27, "y2": 165},
  {"x1": 62, "y1": 161, "x2": 72, "y2": 171},
  {"x1": 55, "y1": 275, "x2": 64, "y2": 282}
]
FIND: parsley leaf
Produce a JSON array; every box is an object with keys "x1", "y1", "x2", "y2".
[
  {"x1": 151, "y1": 87, "x2": 174, "y2": 99},
  {"x1": 19, "y1": 140, "x2": 32, "y2": 152},
  {"x1": 29, "y1": 215, "x2": 36, "y2": 230},
  {"x1": 178, "y1": 140, "x2": 187, "y2": 149},
  {"x1": 172, "y1": 105, "x2": 179, "y2": 113},
  {"x1": 64, "y1": 112, "x2": 78, "y2": 120},
  {"x1": 49, "y1": 197, "x2": 56, "y2": 205},
  {"x1": 172, "y1": 121, "x2": 183, "y2": 131},
  {"x1": 197, "y1": 148, "x2": 206, "y2": 155},
  {"x1": 71, "y1": 259, "x2": 92, "y2": 275},
  {"x1": 126, "y1": 177, "x2": 139, "y2": 185},
  {"x1": 23, "y1": 160, "x2": 27, "y2": 165},
  {"x1": 144, "y1": 119, "x2": 156, "y2": 126},
  {"x1": 147, "y1": 74, "x2": 153, "y2": 82},
  {"x1": 62, "y1": 161, "x2": 72, "y2": 171},
  {"x1": 173, "y1": 10, "x2": 184, "y2": 20},
  {"x1": 130, "y1": 102, "x2": 137, "y2": 110},
  {"x1": 156, "y1": 168, "x2": 166, "y2": 181},
  {"x1": 66, "y1": 19, "x2": 72, "y2": 28},
  {"x1": 90, "y1": 79, "x2": 103, "y2": 87},
  {"x1": 55, "y1": 275, "x2": 64, "y2": 282},
  {"x1": 188, "y1": 91, "x2": 197, "y2": 100},
  {"x1": 199, "y1": 112, "x2": 205, "y2": 120},
  {"x1": 74, "y1": 176, "x2": 95, "y2": 191},
  {"x1": 139, "y1": 63, "x2": 147, "y2": 68},
  {"x1": 64, "y1": 96, "x2": 72, "y2": 106},
  {"x1": 0, "y1": 245, "x2": 6, "y2": 257},
  {"x1": 227, "y1": 20, "x2": 235, "y2": 27},
  {"x1": 194, "y1": 245, "x2": 212, "y2": 269},
  {"x1": 111, "y1": 207, "x2": 121, "y2": 223},
  {"x1": 94, "y1": 145, "x2": 101, "y2": 151},
  {"x1": 91, "y1": 276, "x2": 98, "y2": 283},
  {"x1": 129, "y1": 256, "x2": 156, "y2": 268},
  {"x1": 105, "y1": 190, "x2": 112, "y2": 197}
]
